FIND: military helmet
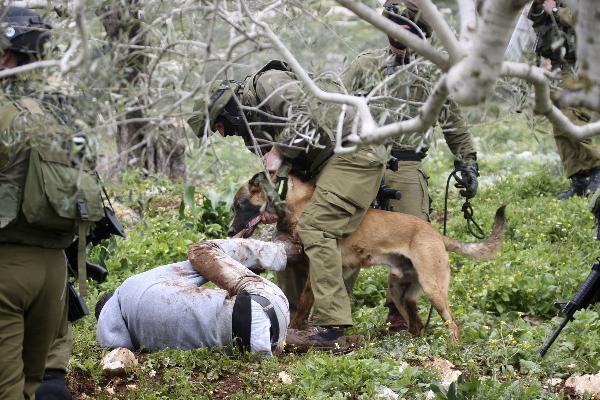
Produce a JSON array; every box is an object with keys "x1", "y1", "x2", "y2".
[
  {"x1": 188, "y1": 79, "x2": 244, "y2": 136},
  {"x1": 382, "y1": 0, "x2": 432, "y2": 40},
  {"x1": 1, "y1": 7, "x2": 51, "y2": 56}
]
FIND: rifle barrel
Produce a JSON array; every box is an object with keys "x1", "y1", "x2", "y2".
[{"x1": 539, "y1": 315, "x2": 571, "y2": 357}]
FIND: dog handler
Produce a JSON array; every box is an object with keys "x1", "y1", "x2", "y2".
[
  {"x1": 188, "y1": 62, "x2": 386, "y2": 347},
  {"x1": 96, "y1": 239, "x2": 292, "y2": 356},
  {"x1": 341, "y1": 0, "x2": 479, "y2": 333}
]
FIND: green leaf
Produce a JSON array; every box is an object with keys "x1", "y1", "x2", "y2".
[
  {"x1": 178, "y1": 198, "x2": 185, "y2": 220},
  {"x1": 183, "y1": 185, "x2": 196, "y2": 214},
  {"x1": 429, "y1": 383, "x2": 448, "y2": 399}
]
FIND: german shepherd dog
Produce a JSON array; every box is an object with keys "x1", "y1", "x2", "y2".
[{"x1": 229, "y1": 173, "x2": 506, "y2": 342}]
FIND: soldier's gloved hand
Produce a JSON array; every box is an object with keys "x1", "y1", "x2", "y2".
[{"x1": 454, "y1": 160, "x2": 480, "y2": 199}]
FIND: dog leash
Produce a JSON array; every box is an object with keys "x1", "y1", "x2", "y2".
[
  {"x1": 443, "y1": 169, "x2": 486, "y2": 240},
  {"x1": 423, "y1": 168, "x2": 487, "y2": 332}
]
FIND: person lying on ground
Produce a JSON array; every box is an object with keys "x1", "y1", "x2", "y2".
[{"x1": 95, "y1": 238, "x2": 302, "y2": 356}]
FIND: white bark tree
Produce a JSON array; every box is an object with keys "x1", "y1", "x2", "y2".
[{"x1": 6, "y1": 0, "x2": 600, "y2": 161}]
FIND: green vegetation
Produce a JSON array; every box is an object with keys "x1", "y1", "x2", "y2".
[{"x1": 72, "y1": 113, "x2": 599, "y2": 399}]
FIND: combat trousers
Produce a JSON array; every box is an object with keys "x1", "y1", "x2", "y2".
[
  {"x1": 553, "y1": 72, "x2": 600, "y2": 178},
  {"x1": 295, "y1": 145, "x2": 385, "y2": 326},
  {"x1": 0, "y1": 244, "x2": 68, "y2": 400},
  {"x1": 45, "y1": 323, "x2": 72, "y2": 372},
  {"x1": 553, "y1": 106, "x2": 600, "y2": 178}
]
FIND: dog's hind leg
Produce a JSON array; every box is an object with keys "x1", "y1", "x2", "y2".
[
  {"x1": 290, "y1": 279, "x2": 313, "y2": 329},
  {"x1": 389, "y1": 278, "x2": 411, "y2": 328},
  {"x1": 388, "y1": 256, "x2": 423, "y2": 336},
  {"x1": 403, "y1": 282, "x2": 424, "y2": 336},
  {"x1": 412, "y1": 251, "x2": 459, "y2": 343}
]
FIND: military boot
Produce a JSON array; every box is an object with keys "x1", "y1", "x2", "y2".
[
  {"x1": 586, "y1": 167, "x2": 600, "y2": 194},
  {"x1": 556, "y1": 173, "x2": 589, "y2": 200},
  {"x1": 285, "y1": 326, "x2": 350, "y2": 351},
  {"x1": 35, "y1": 369, "x2": 72, "y2": 400}
]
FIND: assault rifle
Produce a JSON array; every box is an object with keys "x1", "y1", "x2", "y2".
[
  {"x1": 539, "y1": 259, "x2": 600, "y2": 357},
  {"x1": 66, "y1": 207, "x2": 125, "y2": 322}
]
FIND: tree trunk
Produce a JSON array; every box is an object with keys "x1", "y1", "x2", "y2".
[{"x1": 98, "y1": 0, "x2": 185, "y2": 180}]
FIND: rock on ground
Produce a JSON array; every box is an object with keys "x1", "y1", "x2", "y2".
[
  {"x1": 278, "y1": 371, "x2": 293, "y2": 385},
  {"x1": 374, "y1": 385, "x2": 399, "y2": 400},
  {"x1": 101, "y1": 348, "x2": 138, "y2": 377},
  {"x1": 428, "y1": 358, "x2": 462, "y2": 385},
  {"x1": 565, "y1": 373, "x2": 600, "y2": 396}
]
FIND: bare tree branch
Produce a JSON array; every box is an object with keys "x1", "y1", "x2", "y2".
[
  {"x1": 447, "y1": 0, "x2": 531, "y2": 106},
  {"x1": 335, "y1": 0, "x2": 450, "y2": 70},
  {"x1": 502, "y1": 62, "x2": 600, "y2": 139},
  {"x1": 417, "y1": 0, "x2": 464, "y2": 63}
]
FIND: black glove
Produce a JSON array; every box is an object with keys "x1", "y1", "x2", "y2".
[{"x1": 454, "y1": 160, "x2": 480, "y2": 199}]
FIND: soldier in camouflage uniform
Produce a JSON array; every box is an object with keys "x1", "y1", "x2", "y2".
[
  {"x1": 1, "y1": 7, "x2": 102, "y2": 399},
  {"x1": 341, "y1": 0, "x2": 479, "y2": 332},
  {"x1": 528, "y1": 0, "x2": 600, "y2": 199},
  {"x1": 189, "y1": 61, "x2": 386, "y2": 347}
]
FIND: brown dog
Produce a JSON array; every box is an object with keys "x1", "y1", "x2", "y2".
[{"x1": 229, "y1": 173, "x2": 506, "y2": 342}]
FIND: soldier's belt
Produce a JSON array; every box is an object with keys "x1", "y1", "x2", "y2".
[{"x1": 390, "y1": 149, "x2": 426, "y2": 161}]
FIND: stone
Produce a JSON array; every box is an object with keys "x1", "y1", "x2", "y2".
[
  {"x1": 564, "y1": 373, "x2": 600, "y2": 396},
  {"x1": 101, "y1": 347, "x2": 138, "y2": 377},
  {"x1": 429, "y1": 358, "x2": 462, "y2": 385},
  {"x1": 278, "y1": 371, "x2": 293, "y2": 385},
  {"x1": 374, "y1": 385, "x2": 400, "y2": 400}
]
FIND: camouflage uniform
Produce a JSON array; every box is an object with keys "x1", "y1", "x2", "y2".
[
  {"x1": 341, "y1": 48, "x2": 477, "y2": 312},
  {"x1": 235, "y1": 65, "x2": 386, "y2": 326},
  {"x1": 0, "y1": 75, "x2": 69, "y2": 399},
  {"x1": 528, "y1": 2, "x2": 600, "y2": 194}
]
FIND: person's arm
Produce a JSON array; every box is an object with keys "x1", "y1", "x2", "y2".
[
  {"x1": 438, "y1": 99, "x2": 477, "y2": 162},
  {"x1": 341, "y1": 52, "x2": 380, "y2": 96},
  {"x1": 438, "y1": 100, "x2": 480, "y2": 199},
  {"x1": 187, "y1": 239, "x2": 289, "y2": 297},
  {"x1": 209, "y1": 238, "x2": 289, "y2": 272},
  {"x1": 554, "y1": 6, "x2": 575, "y2": 27},
  {"x1": 528, "y1": 0, "x2": 575, "y2": 27}
]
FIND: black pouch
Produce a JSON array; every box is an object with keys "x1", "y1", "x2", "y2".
[{"x1": 68, "y1": 282, "x2": 89, "y2": 322}]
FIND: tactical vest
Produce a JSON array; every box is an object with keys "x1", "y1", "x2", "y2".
[
  {"x1": 241, "y1": 60, "x2": 335, "y2": 180},
  {"x1": 0, "y1": 95, "x2": 105, "y2": 249}
]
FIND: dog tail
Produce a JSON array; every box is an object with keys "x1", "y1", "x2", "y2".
[{"x1": 443, "y1": 205, "x2": 506, "y2": 261}]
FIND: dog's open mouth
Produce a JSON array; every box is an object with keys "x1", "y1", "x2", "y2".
[{"x1": 234, "y1": 213, "x2": 263, "y2": 239}]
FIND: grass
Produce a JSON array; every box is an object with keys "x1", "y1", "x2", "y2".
[{"x1": 70, "y1": 111, "x2": 600, "y2": 399}]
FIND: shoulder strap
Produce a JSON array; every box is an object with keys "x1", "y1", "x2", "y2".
[{"x1": 255, "y1": 60, "x2": 291, "y2": 76}]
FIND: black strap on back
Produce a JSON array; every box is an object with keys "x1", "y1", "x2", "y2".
[
  {"x1": 250, "y1": 294, "x2": 280, "y2": 346},
  {"x1": 231, "y1": 291, "x2": 280, "y2": 352},
  {"x1": 232, "y1": 292, "x2": 253, "y2": 351}
]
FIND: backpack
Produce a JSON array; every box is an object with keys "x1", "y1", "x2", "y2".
[{"x1": 242, "y1": 60, "x2": 335, "y2": 180}]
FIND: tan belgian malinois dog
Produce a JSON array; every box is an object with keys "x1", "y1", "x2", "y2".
[{"x1": 229, "y1": 173, "x2": 506, "y2": 343}]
